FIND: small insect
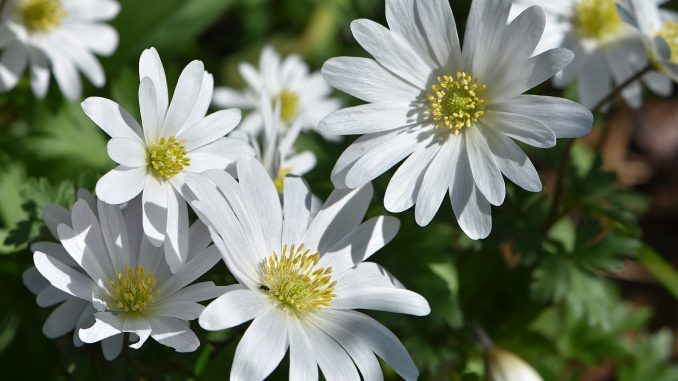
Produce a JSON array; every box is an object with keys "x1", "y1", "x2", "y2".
[{"x1": 259, "y1": 284, "x2": 270, "y2": 292}]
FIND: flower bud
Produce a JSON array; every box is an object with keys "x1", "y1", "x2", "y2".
[{"x1": 486, "y1": 348, "x2": 543, "y2": 381}]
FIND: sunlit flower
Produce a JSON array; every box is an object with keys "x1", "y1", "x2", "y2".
[
  {"x1": 31, "y1": 194, "x2": 225, "y2": 357},
  {"x1": 82, "y1": 47, "x2": 253, "y2": 271},
  {"x1": 212, "y1": 45, "x2": 342, "y2": 141},
  {"x1": 187, "y1": 157, "x2": 430, "y2": 381},
  {"x1": 0, "y1": 0, "x2": 120, "y2": 100},
  {"x1": 23, "y1": 190, "x2": 122, "y2": 360},
  {"x1": 320, "y1": 0, "x2": 592, "y2": 239},
  {"x1": 617, "y1": 0, "x2": 678, "y2": 83},
  {"x1": 486, "y1": 348, "x2": 543, "y2": 381},
  {"x1": 511, "y1": 0, "x2": 674, "y2": 108}
]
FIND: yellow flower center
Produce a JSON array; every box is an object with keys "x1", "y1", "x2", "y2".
[
  {"x1": 110, "y1": 266, "x2": 157, "y2": 314},
  {"x1": 275, "y1": 90, "x2": 300, "y2": 123},
  {"x1": 273, "y1": 167, "x2": 292, "y2": 193},
  {"x1": 657, "y1": 21, "x2": 678, "y2": 64},
  {"x1": 18, "y1": 0, "x2": 65, "y2": 33},
  {"x1": 427, "y1": 72, "x2": 486, "y2": 135},
  {"x1": 147, "y1": 136, "x2": 190, "y2": 181},
  {"x1": 259, "y1": 244, "x2": 336, "y2": 315},
  {"x1": 575, "y1": 0, "x2": 622, "y2": 40}
]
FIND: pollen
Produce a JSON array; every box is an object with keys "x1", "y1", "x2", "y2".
[
  {"x1": 110, "y1": 266, "x2": 156, "y2": 314},
  {"x1": 273, "y1": 167, "x2": 292, "y2": 193},
  {"x1": 658, "y1": 21, "x2": 678, "y2": 64},
  {"x1": 18, "y1": 0, "x2": 65, "y2": 33},
  {"x1": 147, "y1": 136, "x2": 190, "y2": 181},
  {"x1": 575, "y1": 0, "x2": 622, "y2": 40},
  {"x1": 275, "y1": 90, "x2": 300, "y2": 123},
  {"x1": 427, "y1": 72, "x2": 486, "y2": 135},
  {"x1": 260, "y1": 243, "x2": 336, "y2": 315}
]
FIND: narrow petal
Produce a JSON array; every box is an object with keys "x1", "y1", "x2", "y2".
[
  {"x1": 199, "y1": 286, "x2": 269, "y2": 330},
  {"x1": 163, "y1": 188, "x2": 189, "y2": 273},
  {"x1": 139, "y1": 77, "x2": 161, "y2": 145},
  {"x1": 483, "y1": 128, "x2": 542, "y2": 192},
  {"x1": 81, "y1": 97, "x2": 143, "y2": 142},
  {"x1": 384, "y1": 143, "x2": 439, "y2": 213},
  {"x1": 483, "y1": 111, "x2": 556, "y2": 148},
  {"x1": 107, "y1": 138, "x2": 146, "y2": 168},
  {"x1": 150, "y1": 317, "x2": 200, "y2": 352},
  {"x1": 43, "y1": 299, "x2": 86, "y2": 338},
  {"x1": 33, "y1": 252, "x2": 93, "y2": 301},
  {"x1": 231, "y1": 309, "x2": 289, "y2": 381},
  {"x1": 466, "y1": 127, "x2": 506, "y2": 206},
  {"x1": 142, "y1": 176, "x2": 169, "y2": 246},
  {"x1": 179, "y1": 109, "x2": 242, "y2": 151},
  {"x1": 139, "y1": 48, "x2": 168, "y2": 120},
  {"x1": 162, "y1": 61, "x2": 205, "y2": 137},
  {"x1": 415, "y1": 138, "x2": 460, "y2": 225},
  {"x1": 449, "y1": 148, "x2": 492, "y2": 240},
  {"x1": 282, "y1": 177, "x2": 312, "y2": 246},
  {"x1": 79, "y1": 312, "x2": 122, "y2": 343},
  {"x1": 319, "y1": 102, "x2": 417, "y2": 136}
]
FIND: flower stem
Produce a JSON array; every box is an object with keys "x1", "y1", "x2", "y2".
[
  {"x1": 543, "y1": 64, "x2": 652, "y2": 231},
  {"x1": 470, "y1": 322, "x2": 494, "y2": 352}
]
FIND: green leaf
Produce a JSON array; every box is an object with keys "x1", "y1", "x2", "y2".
[{"x1": 638, "y1": 245, "x2": 678, "y2": 300}]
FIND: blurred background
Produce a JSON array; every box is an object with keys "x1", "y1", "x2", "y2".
[{"x1": 1, "y1": 0, "x2": 678, "y2": 380}]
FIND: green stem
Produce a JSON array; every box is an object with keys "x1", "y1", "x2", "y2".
[{"x1": 638, "y1": 245, "x2": 678, "y2": 300}]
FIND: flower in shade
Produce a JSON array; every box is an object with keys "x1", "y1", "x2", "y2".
[
  {"x1": 617, "y1": 0, "x2": 678, "y2": 82},
  {"x1": 31, "y1": 193, "x2": 225, "y2": 357},
  {"x1": 212, "y1": 45, "x2": 342, "y2": 141},
  {"x1": 486, "y1": 348, "x2": 543, "y2": 381},
  {"x1": 186, "y1": 157, "x2": 430, "y2": 381},
  {"x1": 319, "y1": 0, "x2": 592, "y2": 239},
  {"x1": 0, "y1": 0, "x2": 120, "y2": 100},
  {"x1": 23, "y1": 190, "x2": 122, "y2": 360},
  {"x1": 510, "y1": 0, "x2": 674, "y2": 108},
  {"x1": 82, "y1": 47, "x2": 253, "y2": 271}
]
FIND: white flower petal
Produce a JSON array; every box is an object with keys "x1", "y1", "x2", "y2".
[
  {"x1": 416, "y1": 0, "x2": 462, "y2": 68},
  {"x1": 162, "y1": 60, "x2": 205, "y2": 137},
  {"x1": 142, "y1": 176, "x2": 169, "y2": 246},
  {"x1": 78, "y1": 312, "x2": 122, "y2": 343},
  {"x1": 415, "y1": 138, "x2": 460, "y2": 225},
  {"x1": 97, "y1": 200, "x2": 131, "y2": 275},
  {"x1": 151, "y1": 301, "x2": 203, "y2": 320},
  {"x1": 288, "y1": 319, "x2": 319, "y2": 381},
  {"x1": 185, "y1": 137, "x2": 253, "y2": 173},
  {"x1": 578, "y1": 51, "x2": 612, "y2": 109},
  {"x1": 231, "y1": 309, "x2": 289, "y2": 381},
  {"x1": 150, "y1": 317, "x2": 200, "y2": 353},
  {"x1": 303, "y1": 319, "x2": 360, "y2": 381},
  {"x1": 182, "y1": 72, "x2": 214, "y2": 131},
  {"x1": 156, "y1": 245, "x2": 221, "y2": 297},
  {"x1": 484, "y1": 111, "x2": 556, "y2": 148},
  {"x1": 139, "y1": 76, "x2": 161, "y2": 145},
  {"x1": 322, "y1": 57, "x2": 420, "y2": 103},
  {"x1": 386, "y1": 0, "x2": 439, "y2": 69},
  {"x1": 28, "y1": 48, "x2": 50, "y2": 98},
  {"x1": 449, "y1": 149, "x2": 492, "y2": 240},
  {"x1": 483, "y1": 128, "x2": 542, "y2": 193},
  {"x1": 37, "y1": 286, "x2": 69, "y2": 307},
  {"x1": 304, "y1": 184, "x2": 373, "y2": 253},
  {"x1": 384, "y1": 142, "x2": 439, "y2": 213},
  {"x1": 81, "y1": 97, "x2": 143, "y2": 142},
  {"x1": 163, "y1": 188, "x2": 189, "y2": 273},
  {"x1": 139, "y1": 48, "x2": 169, "y2": 122},
  {"x1": 96, "y1": 166, "x2": 146, "y2": 205},
  {"x1": 466, "y1": 127, "x2": 506, "y2": 207},
  {"x1": 179, "y1": 109, "x2": 242, "y2": 151},
  {"x1": 199, "y1": 286, "x2": 269, "y2": 331},
  {"x1": 65, "y1": 24, "x2": 118, "y2": 56},
  {"x1": 42, "y1": 299, "x2": 86, "y2": 338},
  {"x1": 0, "y1": 43, "x2": 27, "y2": 91},
  {"x1": 107, "y1": 138, "x2": 146, "y2": 167},
  {"x1": 332, "y1": 286, "x2": 429, "y2": 316},
  {"x1": 319, "y1": 102, "x2": 416, "y2": 136},
  {"x1": 23, "y1": 266, "x2": 49, "y2": 295},
  {"x1": 212, "y1": 87, "x2": 254, "y2": 108},
  {"x1": 282, "y1": 177, "x2": 312, "y2": 246},
  {"x1": 101, "y1": 334, "x2": 123, "y2": 360},
  {"x1": 344, "y1": 127, "x2": 422, "y2": 189},
  {"x1": 350, "y1": 19, "x2": 430, "y2": 89},
  {"x1": 463, "y1": 0, "x2": 512, "y2": 79},
  {"x1": 490, "y1": 95, "x2": 593, "y2": 139}
]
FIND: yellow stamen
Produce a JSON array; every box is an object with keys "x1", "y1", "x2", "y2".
[
  {"x1": 575, "y1": 0, "x2": 622, "y2": 40},
  {"x1": 18, "y1": 0, "x2": 65, "y2": 33},
  {"x1": 275, "y1": 90, "x2": 300, "y2": 123},
  {"x1": 273, "y1": 167, "x2": 292, "y2": 193},
  {"x1": 657, "y1": 21, "x2": 678, "y2": 64},
  {"x1": 147, "y1": 136, "x2": 190, "y2": 181},
  {"x1": 260, "y1": 244, "x2": 336, "y2": 315},
  {"x1": 427, "y1": 72, "x2": 486, "y2": 135},
  {"x1": 110, "y1": 266, "x2": 156, "y2": 314}
]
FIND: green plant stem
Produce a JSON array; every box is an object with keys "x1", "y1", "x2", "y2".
[
  {"x1": 638, "y1": 245, "x2": 678, "y2": 300},
  {"x1": 543, "y1": 64, "x2": 652, "y2": 231}
]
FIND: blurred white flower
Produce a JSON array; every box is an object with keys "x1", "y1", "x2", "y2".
[
  {"x1": 212, "y1": 45, "x2": 342, "y2": 141},
  {"x1": 23, "y1": 190, "x2": 122, "y2": 360},
  {"x1": 618, "y1": 0, "x2": 678, "y2": 82},
  {"x1": 319, "y1": 0, "x2": 592, "y2": 239},
  {"x1": 251, "y1": 93, "x2": 316, "y2": 193},
  {"x1": 0, "y1": 0, "x2": 120, "y2": 100},
  {"x1": 82, "y1": 47, "x2": 253, "y2": 271},
  {"x1": 187, "y1": 157, "x2": 430, "y2": 381},
  {"x1": 487, "y1": 348, "x2": 543, "y2": 381},
  {"x1": 31, "y1": 194, "x2": 225, "y2": 357},
  {"x1": 511, "y1": 0, "x2": 674, "y2": 108}
]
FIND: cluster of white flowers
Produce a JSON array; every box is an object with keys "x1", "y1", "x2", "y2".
[{"x1": 18, "y1": 0, "x2": 678, "y2": 379}]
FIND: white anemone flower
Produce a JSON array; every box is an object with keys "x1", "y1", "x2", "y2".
[
  {"x1": 31, "y1": 193, "x2": 225, "y2": 356},
  {"x1": 486, "y1": 348, "x2": 543, "y2": 381},
  {"x1": 82, "y1": 47, "x2": 253, "y2": 272},
  {"x1": 319, "y1": 0, "x2": 593, "y2": 239},
  {"x1": 0, "y1": 0, "x2": 120, "y2": 100},
  {"x1": 23, "y1": 190, "x2": 123, "y2": 360},
  {"x1": 617, "y1": 0, "x2": 678, "y2": 82},
  {"x1": 212, "y1": 45, "x2": 342, "y2": 141},
  {"x1": 511, "y1": 0, "x2": 675, "y2": 108},
  {"x1": 186, "y1": 157, "x2": 430, "y2": 381}
]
